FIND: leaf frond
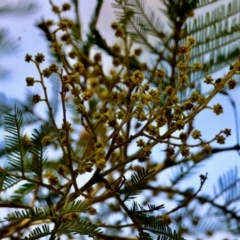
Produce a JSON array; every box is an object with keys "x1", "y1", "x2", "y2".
[
  {"x1": 185, "y1": 1, "x2": 240, "y2": 83},
  {"x1": 123, "y1": 168, "x2": 155, "y2": 201},
  {"x1": 112, "y1": 0, "x2": 161, "y2": 53},
  {"x1": 213, "y1": 166, "x2": 240, "y2": 205},
  {"x1": 60, "y1": 200, "x2": 89, "y2": 216},
  {"x1": 0, "y1": 92, "x2": 38, "y2": 128},
  {"x1": 29, "y1": 128, "x2": 47, "y2": 180},
  {"x1": 4, "y1": 107, "x2": 28, "y2": 174},
  {"x1": 11, "y1": 182, "x2": 36, "y2": 203},
  {"x1": 130, "y1": 201, "x2": 164, "y2": 215},
  {"x1": 5, "y1": 207, "x2": 51, "y2": 221},
  {"x1": 23, "y1": 224, "x2": 51, "y2": 240},
  {"x1": 126, "y1": 0, "x2": 165, "y2": 38},
  {"x1": 169, "y1": 160, "x2": 204, "y2": 185},
  {"x1": 56, "y1": 219, "x2": 102, "y2": 237},
  {"x1": 0, "y1": 168, "x2": 21, "y2": 191},
  {"x1": 144, "y1": 219, "x2": 185, "y2": 240}
]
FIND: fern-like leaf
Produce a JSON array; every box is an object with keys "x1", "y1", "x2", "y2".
[
  {"x1": 0, "y1": 168, "x2": 21, "y2": 191},
  {"x1": 185, "y1": 1, "x2": 240, "y2": 84},
  {"x1": 144, "y1": 219, "x2": 185, "y2": 240},
  {"x1": 29, "y1": 127, "x2": 47, "y2": 180},
  {"x1": 176, "y1": 204, "x2": 229, "y2": 236},
  {"x1": 60, "y1": 200, "x2": 89, "y2": 216},
  {"x1": 213, "y1": 166, "x2": 240, "y2": 205},
  {"x1": 123, "y1": 168, "x2": 155, "y2": 202},
  {"x1": 4, "y1": 107, "x2": 28, "y2": 175},
  {"x1": 130, "y1": 201, "x2": 164, "y2": 224},
  {"x1": 11, "y1": 182, "x2": 36, "y2": 203},
  {"x1": 124, "y1": 0, "x2": 165, "y2": 39},
  {"x1": 5, "y1": 207, "x2": 50, "y2": 221},
  {"x1": 56, "y1": 219, "x2": 102, "y2": 238},
  {"x1": 23, "y1": 224, "x2": 51, "y2": 240},
  {"x1": 112, "y1": 0, "x2": 160, "y2": 53},
  {"x1": 169, "y1": 160, "x2": 206, "y2": 186},
  {"x1": 131, "y1": 201, "x2": 164, "y2": 213},
  {"x1": 0, "y1": 92, "x2": 39, "y2": 129},
  {"x1": 137, "y1": 231, "x2": 154, "y2": 240}
]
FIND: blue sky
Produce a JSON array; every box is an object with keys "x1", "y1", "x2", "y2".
[{"x1": 1, "y1": 0, "x2": 239, "y2": 239}]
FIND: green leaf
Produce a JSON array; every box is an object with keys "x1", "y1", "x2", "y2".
[
  {"x1": 4, "y1": 107, "x2": 28, "y2": 174},
  {"x1": 23, "y1": 224, "x2": 51, "y2": 240},
  {"x1": 131, "y1": 201, "x2": 164, "y2": 214},
  {"x1": 169, "y1": 160, "x2": 206, "y2": 185},
  {"x1": 60, "y1": 200, "x2": 89, "y2": 216},
  {"x1": 56, "y1": 219, "x2": 102, "y2": 237},
  {"x1": 123, "y1": 168, "x2": 155, "y2": 202},
  {"x1": 130, "y1": 201, "x2": 164, "y2": 224},
  {"x1": 213, "y1": 167, "x2": 240, "y2": 205},
  {"x1": 29, "y1": 127, "x2": 47, "y2": 180},
  {"x1": 11, "y1": 182, "x2": 36, "y2": 203},
  {"x1": 0, "y1": 168, "x2": 21, "y2": 191},
  {"x1": 112, "y1": 0, "x2": 160, "y2": 53},
  {"x1": 5, "y1": 207, "x2": 51, "y2": 221},
  {"x1": 185, "y1": 2, "x2": 240, "y2": 84},
  {"x1": 144, "y1": 219, "x2": 185, "y2": 240}
]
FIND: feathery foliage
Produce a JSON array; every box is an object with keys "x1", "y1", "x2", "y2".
[
  {"x1": 23, "y1": 224, "x2": 52, "y2": 240},
  {"x1": 0, "y1": 168, "x2": 20, "y2": 191},
  {"x1": 123, "y1": 168, "x2": 155, "y2": 201},
  {"x1": 4, "y1": 107, "x2": 27, "y2": 174},
  {"x1": 29, "y1": 128, "x2": 47, "y2": 181},
  {"x1": 5, "y1": 207, "x2": 50, "y2": 221},
  {"x1": 60, "y1": 200, "x2": 89, "y2": 216},
  {"x1": 143, "y1": 219, "x2": 185, "y2": 240},
  {"x1": 56, "y1": 220, "x2": 102, "y2": 237}
]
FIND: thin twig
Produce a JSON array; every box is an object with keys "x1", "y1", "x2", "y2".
[{"x1": 165, "y1": 173, "x2": 208, "y2": 215}]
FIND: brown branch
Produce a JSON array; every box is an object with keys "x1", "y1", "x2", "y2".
[
  {"x1": 147, "y1": 183, "x2": 240, "y2": 221},
  {"x1": 165, "y1": 173, "x2": 207, "y2": 215},
  {"x1": 0, "y1": 219, "x2": 32, "y2": 238},
  {"x1": 101, "y1": 177, "x2": 144, "y2": 236},
  {"x1": 0, "y1": 202, "x2": 32, "y2": 209}
]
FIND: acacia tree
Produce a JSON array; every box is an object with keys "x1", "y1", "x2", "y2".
[{"x1": 1, "y1": 0, "x2": 240, "y2": 239}]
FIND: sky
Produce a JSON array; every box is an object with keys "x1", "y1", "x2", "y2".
[{"x1": 0, "y1": 0, "x2": 240, "y2": 239}]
